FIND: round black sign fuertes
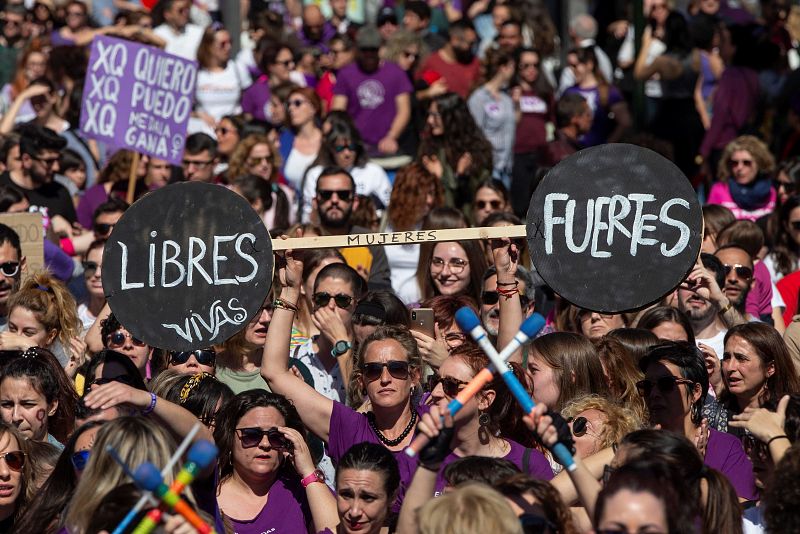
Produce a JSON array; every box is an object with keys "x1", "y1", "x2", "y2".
[
  {"x1": 526, "y1": 144, "x2": 703, "y2": 313},
  {"x1": 102, "y1": 182, "x2": 273, "y2": 351}
]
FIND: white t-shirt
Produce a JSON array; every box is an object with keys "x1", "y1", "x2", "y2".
[
  {"x1": 301, "y1": 162, "x2": 392, "y2": 222},
  {"x1": 153, "y1": 23, "x2": 205, "y2": 61},
  {"x1": 283, "y1": 149, "x2": 318, "y2": 191},
  {"x1": 696, "y1": 329, "x2": 727, "y2": 360},
  {"x1": 195, "y1": 63, "x2": 245, "y2": 122},
  {"x1": 384, "y1": 224, "x2": 422, "y2": 305},
  {"x1": 77, "y1": 303, "x2": 96, "y2": 333}
]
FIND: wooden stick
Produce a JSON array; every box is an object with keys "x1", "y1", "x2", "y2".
[
  {"x1": 126, "y1": 152, "x2": 140, "y2": 205},
  {"x1": 272, "y1": 225, "x2": 527, "y2": 250}
]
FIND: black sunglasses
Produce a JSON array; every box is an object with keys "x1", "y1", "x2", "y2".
[
  {"x1": 480, "y1": 290, "x2": 529, "y2": 308},
  {"x1": 93, "y1": 222, "x2": 115, "y2": 235},
  {"x1": 317, "y1": 189, "x2": 353, "y2": 202},
  {"x1": 636, "y1": 376, "x2": 694, "y2": 396},
  {"x1": 791, "y1": 221, "x2": 800, "y2": 231},
  {"x1": 169, "y1": 349, "x2": 216, "y2": 366},
  {"x1": 334, "y1": 143, "x2": 357, "y2": 153},
  {"x1": 475, "y1": 200, "x2": 503, "y2": 210},
  {"x1": 313, "y1": 292, "x2": 353, "y2": 309},
  {"x1": 722, "y1": 263, "x2": 753, "y2": 280},
  {"x1": 774, "y1": 180, "x2": 796, "y2": 194},
  {"x1": 427, "y1": 374, "x2": 468, "y2": 397},
  {"x1": 362, "y1": 361, "x2": 410, "y2": 382},
  {"x1": 106, "y1": 330, "x2": 146, "y2": 349},
  {"x1": 570, "y1": 416, "x2": 591, "y2": 437},
  {"x1": 0, "y1": 261, "x2": 19, "y2": 277},
  {"x1": 82, "y1": 261, "x2": 99, "y2": 275},
  {"x1": 0, "y1": 451, "x2": 25, "y2": 471},
  {"x1": 236, "y1": 427, "x2": 292, "y2": 450}
]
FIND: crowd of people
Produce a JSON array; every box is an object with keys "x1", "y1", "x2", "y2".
[{"x1": 0, "y1": 0, "x2": 795, "y2": 533}]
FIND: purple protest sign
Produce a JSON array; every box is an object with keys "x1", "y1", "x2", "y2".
[{"x1": 80, "y1": 35, "x2": 197, "y2": 165}]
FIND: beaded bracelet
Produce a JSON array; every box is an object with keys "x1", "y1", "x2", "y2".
[
  {"x1": 274, "y1": 297, "x2": 298, "y2": 312},
  {"x1": 141, "y1": 392, "x2": 157, "y2": 415}
]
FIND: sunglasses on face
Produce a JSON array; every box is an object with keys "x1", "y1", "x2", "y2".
[
  {"x1": 287, "y1": 98, "x2": 306, "y2": 108},
  {"x1": 317, "y1": 189, "x2": 353, "y2": 202},
  {"x1": 93, "y1": 222, "x2": 115, "y2": 235},
  {"x1": 636, "y1": 375, "x2": 694, "y2": 396},
  {"x1": 246, "y1": 156, "x2": 272, "y2": 167},
  {"x1": 334, "y1": 143, "x2": 357, "y2": 153},
  {"x1": 236, "y1": 427, "x2": 292, "y2": 450},
  {"x1": 106, "y1": 330, "x2": 147, "y2": 349},
  {"x1": 362, "y1": 360, "x2": 410, "y2": 382},
  {"x1": 312, "y1": 292, "x2": 353, "y2": 309},
  {"x1": 729, "y1": 158, "x2": 754, "y2": 168},
  {"x1": 569, "y1": 416, "x2": 595, "y2": 437},
  {"x1": 774, "y1": 180, "x2": 796, "y2": 194},
  {"x1": 403, "y1": 50, "x2": 419, "y2": 60},
  {"x1": 722, "y1": 263, "x2": 753, "y2": 280},
  {"x1": 0, "y1": 450, "x2": 25, "y2": 471},
  {"x1": 0, "y1": 261, "x2": 19, "y2": 277},
  {"x1": 169, "y1": 349, "x2": 216, "y2": 366},
  {"x1": 791, "y1": 221, "x2": 800, "y2": 231},
  {"x1": 71, "y1": 450, "x2": 90, "y2": 471},
  {"x1": 277, "y1": 59, "x2": 295, "y2": 68},
  {"x1": 475, "y1": 200, "x2": 503, "y2": 210},
  {"x1": 427, "y1": 374, "x2": 468, "y2": 397},
  {"x1": 82, "y1": 261, "x2": 99, "y2": 275},
  {"x1": 182, "y1": 159, "x2": 213, "y2": 168},
  {"x1": 481, "y1": 290, "x2": 529, "y2": 308},
  {"x1": 519, "y1": 62, "x2": 539, "y2": 69}
]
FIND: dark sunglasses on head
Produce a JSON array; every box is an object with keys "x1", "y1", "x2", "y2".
[
  {"x1": 106, "y1": 330, "x2": 147, "y2": 349},
  {"x1": 92, "y1": 374, "x2": 134, "y2": 388},
  {"x1": 0, "y1": 451, "x2": 25, "y2": 471},
  {"x1": 722, "y1": 263, "x2": 753, "y2": 280},
  {"x1": 71, "y1": 450, "x2": 90, "y2": 471},
  {"x1": 317, "y1": 189, "x2": 353, "y2": 202},
  {"x1": 475, "y1": 200, "x2": 503, "y2": 210},
  {"x1": 169, "y1": 349, "x2": 216, "y2": 366},
  {"x1": 362, "y1": 361, "x2": 410, "y2": 382},
  {"x1": 82, "y1": 261, "x2": 99, "y2": 275},
  {"x1": 0, "y1": 261, "x2": 19, "y2": 277},
  {"x1": 236, "y1": 426, "x2": 292, "y2": 450},
  {"x1": 636, "y1": 375, "x2": 694, "y2": 396},
  {"x1": 480, "y1": 290, "x2": 529, "y2": 308},
  {"x1": 334, "y1": 143, "x2": 357, "y2": 153},
  {"x1": 427, "y1": 374, "x2": 468, "y2": 397},
  {"x1": 313, "y1": 292, "x2": 353, "y2": 309},
  {"x1": 94, "y1": 222, "x2": 115, "y2": 235}
]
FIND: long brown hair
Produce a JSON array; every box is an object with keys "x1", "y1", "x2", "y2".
[
  {"x1": 593, "y1": 337, "x2": 647, "y2": 423},
  {"x1": 416, "y1": 240, "x2": 487, "y2": 304},
  {"x1": 387, "y1": 163, "x2": 443, "y2": 231}
]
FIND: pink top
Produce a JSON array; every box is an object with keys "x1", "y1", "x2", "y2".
[{"x1": 707, "y1": 182, "x2": 776, "y2": 221}]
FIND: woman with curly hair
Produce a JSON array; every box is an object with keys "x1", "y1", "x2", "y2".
[
  {"x1": 228, "y1": 134, "x2": 294, "y2": 229},
  {"x1": 561, "y1": 394, "x2": 642, "y2": 459},
  {"x1": 418, "y1": 92, "x2": 493, "y2": 210},
  {"x1": 707, "y1": 135, "x2": 777, "y2": 221},
  {"x1": 385, "y1": 163, "x2": 444, "y2": 304}
]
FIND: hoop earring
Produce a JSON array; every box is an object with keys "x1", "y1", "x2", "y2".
[{"x1": 478, "y1": 410, "x2": 491, "y2": 443}]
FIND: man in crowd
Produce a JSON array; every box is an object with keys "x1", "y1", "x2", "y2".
[
  {"x1": 312, "y1": 166, "x2": 391, "y2": 290},
  {"x1": 145, "y1": 157, "x2": 172, "y2": 189},
  {"x1": 181, "y1": 134, "x2": 218, "y2": 183},
  {"x1": 0, "y1": 4, "x2": 26, "y2": 87},
  {"x1": 92, "y1": 197, "x2": 128, "y2": 242},
  {"x1": 153, "y1": 0, "x2": 204, "y2": 60},
  {"x1": 480, "y1": 264, "x2": 535, "y2": 339},
  {"x1": 557, "y1": 13, "x2": 614, "y2": 96},
  {"x1": 299, "y1": 4, "x2": 335, "y2": 51},
  {"x1": 329, "y1": 0, "x2": 359, "y2": 38},
  {"x1": 416, "y1": 18, "x2": 480, "y2": 99},
  {"x1": 496, "y1": 20, "x2": 523, "y2": 53},
  {"x1": 332, "y1": 25, "x2": 412, "y2": 155},
  {"x1": 0, "y1": 224, "x2": 23, "y2": 330},
  {"x1": 540, "y1": 93, "x2": 592, "y2": 167},
  {"x1": 403, "y1": 1, "x2": 446, "y2": 51},
  {"x1": 715, "y1": 244, "x2": 756, "y2": 320}
]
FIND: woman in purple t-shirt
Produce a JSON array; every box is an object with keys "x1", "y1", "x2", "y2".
[
  {"x1": 213, "y1": 390, "x2": 338, "y2": 534},
  {"x1": 637, "y1": 341, "x2": 758, "y2": 500}
]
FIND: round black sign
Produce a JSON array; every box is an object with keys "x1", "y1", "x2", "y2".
[
  {"x1": 103, "y1": 182, "x2": 273, "y2": 351},
  {"x1": 526, "y1": 144, "x2": 703, "y2": 313}
]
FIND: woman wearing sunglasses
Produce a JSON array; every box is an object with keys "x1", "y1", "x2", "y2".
[
  {"x1": 1, "y1": 272, "x2": 81, "y2": 368},
  {"x1": 707, "y1": 135, "x2": 777, "y2": 222},
  {"x1": 471, "y1": 179, "x2": 511, "y2": 226},
  {"x1": 166, "y1": 348, "x2": 217, "y2": 376},
  {"x1": 637, "y1": 341, "x2": 757, "y2": 500},
  {"x1": 98, "y1": 313, "x2": 155, "y2": 382},
  {"x1": 77, "y1": 239, "x2": 106, "y2": 332},
  {"x1": 0, "y1": 422, "x2": 32, "y2": 531},
  {"x1": 12, "y1": 420, "x2": 105, "y2": 533},
  {"x1": 282, "y1": 87, "x2": 323, "y2": 192},
  {"x1": 263, "y1": 245, "x2": 422, "y2": 513},
  {"x1": 213, "y1": 390, "x2": 337, "y2": 533},
  {"x1": 0, "y1": 347, "x2": 76, "y2": 447},
  {"x1": 300, "y1": 117, "x2": 391, "y2": 223},
  {"x1": 561, "y1": 394, "x2": 641, "y2": 460}
]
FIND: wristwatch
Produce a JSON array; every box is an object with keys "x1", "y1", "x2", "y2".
[
  {"x1": 331, "y1": 340, "x2": 352, "y2": 357},
  {"x1": 301, "y1": 469, "x2": 325, "y2": 488}
]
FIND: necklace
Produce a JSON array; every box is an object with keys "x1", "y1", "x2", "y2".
[{"x1": 368, "y1": 410, "x2": 417, "y2": 447}]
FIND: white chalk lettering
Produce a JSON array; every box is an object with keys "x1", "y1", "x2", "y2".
[
  {"x1": 212, "y1": 235, "x2": 237, "y2": 285},
  {"x1": 659, "y1": 199, "x2": 691, "y2": 257},
  {"x1": 234, "y1": 233, "x2": 259, "y2": 283},
  {"x1": 161, "y1": 240, "x2": 186, "y2": 287},
  {"x1": 162, "y1": 298, "x2": 248, "y2": 343}
]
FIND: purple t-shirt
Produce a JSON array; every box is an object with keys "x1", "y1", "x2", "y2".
[
  {"x1": 225, "y1": 474, "x2": 312, "y2": 534},
  {"x1": 563, "y1": 84, "x2": 623, "y2": 147},
  {"x1": 328, "y1": 401, "x2": 419, "y2": 513},
  {"x1": 332, "y1": 61, "x2": 412, "y2": 147},
  {"x1": 705, "y1": 428, "x2": 758, "y2": 501},
  {"x1": 241, "y1": 76, "x2": 272, "y2": 123},
  {"x1": 434, "y1": 439, "x2": 553, "y2": 495}
]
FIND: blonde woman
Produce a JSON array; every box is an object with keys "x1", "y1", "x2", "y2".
[
  {"x1": 561, "y1": 394, "x2": 642, "y2": 459},
  {"x1": 417, "y1": 482, "x2": 522, "y2": 534}
]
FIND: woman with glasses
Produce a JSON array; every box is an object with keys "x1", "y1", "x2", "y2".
[
  {"x1": 228, "y1": 134, "x2": 294, "y2": 229},
  {"x1": 213, "y1": 390, "x2": 337, "y2": 533},
  {"x1": 1, "y1": 272, "x2": 80, "y2": 368},
  {"x1": 77, "y1": 239, "x2": 105, "y2": 333},
  {"x1": 471, "y1": 179, "x2": 511, "y2": 226},
  {"x1": 193, "y1": 23, "x2": 246, "y2": 132},
  {"x1": 12, "y1": 420, "x2": 104, "y2": 533},
  {"x1": 300, "y1": 117, "x2": 392, "y2": 223},
  {"x1": 0, "y1": 422, "x2": 32, "y2": 531},
  {"x1": 166, "y1": 348, "x2": 216, "y2": 376},
  {"x1": 561, "y1": 394, "x2": 641, "y2": 460},
  {"x1": 708, "y1": 135, "x2": 777, "y2": 221},
  {"x1": 264, "y1": 245, "x2": 423, "y2": 512},
  {"x1": 0, "y1": 347, "x2": 76, "y2": 447},
  {"x1": 282, "y1": 87, "x2": 323, "y2": 191},
  {"x1": 98, "y1": 313, "x2": 155, "y2": 381},
  {"x1": 417, "y1": 240, "x2": 486, "y2": 304},
  {"x1": 570, "y1": 307, "x2": 627, "y2": 341},
  {"x1": 0, "y1": 42, "x2": 47, "y2": 126},
  {"x1": 637, "y1": 341, "x2": 757, "y2": 500}
]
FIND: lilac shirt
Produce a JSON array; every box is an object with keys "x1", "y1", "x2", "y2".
[
  {"x1": 705, "y1": 428, "x2": 758, "y2": 501},
  {"x1": 225, "y1": 475, "x2": 312, "y2": 534},
  {"x1": 434, "y1": 439, "x2": 554, "y2": 495},
  {"x1": 332, "y1": 61, "x2": 412, "y2": 147},
  {"x1": 241, "y1": 76, "x2": 271, "y2": 123}
]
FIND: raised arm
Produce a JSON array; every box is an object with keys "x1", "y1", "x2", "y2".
[
  {"x1": 491, "y1": 238, "x2": 523, "y2": 364},
  {"x1": 261, "y1": 239, "x2": 334, "y2": 442}
]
